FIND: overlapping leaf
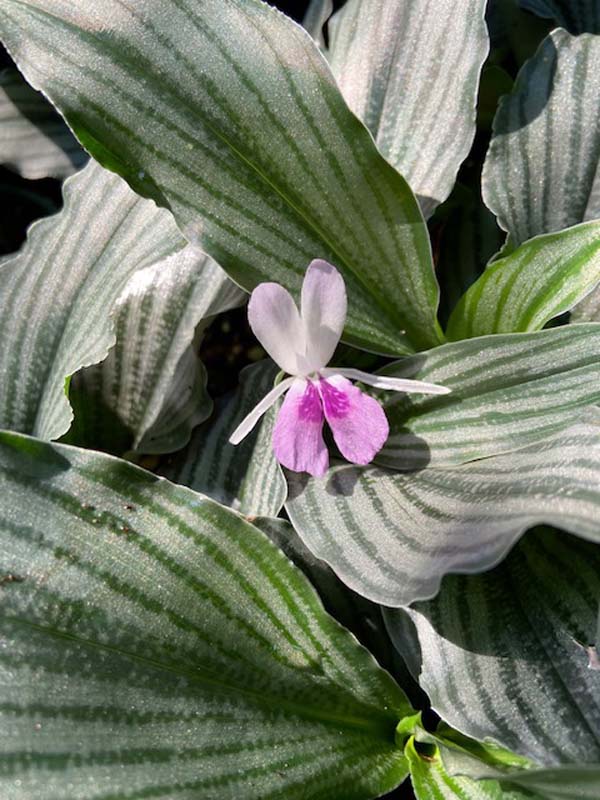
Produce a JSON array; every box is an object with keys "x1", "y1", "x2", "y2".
[
  {"x1": 0, "y1": 160, "x2": 186, "y2": 440},
  {"x1": 302, "y1": 0, "x2": 332, "y2": 46},
  {"x1": 385, "y1": 528, "x2": 600, "y2": 764},
  {"x1": 378, "y1": 324, "x2": 600, "y2": 469},
  {"x1": 256, "y1": 516, "x2": 405, "y2": 685},
  {"x1": 0, "y1": 0, "x2": 444, "y2": 355},
  {"x1": 66, "y1": 246, "x2": 244, "y2": 456},
  {"x1": 0, "y1": 67, "x2": 86, "y2": 179},
  {"x1": 159, "y1": 361, "x2": 286, "y2": 517},
  {"x1": 446, "y1": 221, "x2": 600, "y2": 338},
  {"x1": 328, "y1": 0, "x2": 489, "y2": 217},
  {"x1": 501, "y1": 765, "x2": 600, "y2": 799},
  {"x1": 0, "y1": 430, "x2": 414, "y2": 800},
  {"x1": 519, "y1": 1, "x2": 600, "y2": 33},
  {"x1": 286, "y1": 413, "x2": 600, "y2": 606},
  {"x1": 483, "y1": 30, "x2": 600, "y2": 247}
]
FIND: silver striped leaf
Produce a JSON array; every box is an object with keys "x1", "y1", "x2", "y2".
[
  {"x1": 0, "y1": 67, "x2": 86, "y2": 179},
  {"x1": 499, "y1": 765, "x2": 600, "y2": 799},
  {"x1": 378, "y1": 324, "x2": 600, "y2": 470},
  {"x1": 285, "y1": 413, "x2": 600, "y2": 607},
  {"x1": 328, "y1": 0, "x2": 489, "y2": 218},
  {"x1": 572, "y1": 282, "x2": 600, "y2": 322},
  {"x1": 0, "y1": 430, "x2": 415, "y2": 800},
  {"x1": 66, "y1": 246, "x2": 244, "y2": 456},
  {"x1": 159, "y1": 361, "x2": 286, "y2": 518},
  {"x1": 385, "y1": 528, "x2": 600, "y2": 765},
  {"x1": 482, "y1": 30, "x2": 600, "y2": 248},
  {"x1": 446, "y1": 221, "x2": 600, "y2": 339},
  {"x1": 0, "y1": 0, "x2": 444, "y2": 356},
  {"x1": 302, "y1": 0, "x2": 333, "y2": 47},
  {"x1": 0, "y1": 159, "x2": 185, "y2": 440},
  {"x1": 519, "y1": 0, "x2": 600, "y2": 33}
]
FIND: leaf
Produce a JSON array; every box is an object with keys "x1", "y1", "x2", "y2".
[
  {"x1": 0, "y1": 430, "x2": 414, "y2": 800},
  {"x1": 285, "y1": 413, "x2": 600, "y2": 606},
  {"x1": 500, "y1": 765, "x2": 600, "y2": 799},
  {"x1": 385, "y1": 528, "x2": 600, "y2": 764},
  {"x1": 65, "y1": 246, "x2": 244, "y2": 456},
  {"x1": 0, "y1": 0, "x2": 444, "y2": 355},
  {"x1": 519, "y1": 0, "x2": 600, "y2": 33},
  {"x1": 482, "y1": 30, "x2": 600, "y2": 248},
  {"x1": 415, "y1": 729, "x2": 600, "y2": 800},
  {"x1": 405, "y1": 738, "x2": 527, "y2": 800},
  {"x1": 446, "y1": 221, "x2": 600, "y2": 339},
  {"x1": 254, "y1": 516, "x2": 407, "y2": 686},
  {"x1": 0, "y1": 67, "x2": 86, "y2": 179},
  {"x1": 0, "y1": 159, "x2": 186, "y2": 440},
  {"x1": 159, "y1": 361, "x2": 286, "y2": 518},
  {"x1": 302, "y1": 0, "x2": 333, "y2": 47},
  {"x1": 328, "y1": 0, "x2": 489, "y2": 217},
  {"x1": 378, "y1": 324, "x2": 600, "y2": 469}
]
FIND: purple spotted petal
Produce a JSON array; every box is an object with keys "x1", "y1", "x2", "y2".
[
  {"x1": 272, "y1": 379, "x2": 329, "y2": 477},
  {"x1": 301, "y1": 259, "x2": 347, "y2": 372},
  {"x1": 319, "y1": 375, "x2": 389, "y2": 465}
]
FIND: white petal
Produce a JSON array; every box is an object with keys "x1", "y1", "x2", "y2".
[
  {"x1": 323, "y1": 367, "x2": 451, "y2": 395},
  {"x1": 229, "y1": 376, "x2": 296, "y2": 445},
  {"x1": 248, "y1": 283, "x2": 306, "y2": 375},
  {"x1": 301, "y1": 259, "x2": 347, "y2": 371}
]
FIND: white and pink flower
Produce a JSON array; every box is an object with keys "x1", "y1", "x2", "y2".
[{"x1": 230, "y1": 260, "x2": 449, "y2": 477}]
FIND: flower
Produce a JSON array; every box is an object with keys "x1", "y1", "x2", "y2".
[{"x1": 229, "y1": 260, "x2": 450, "y2": 477}]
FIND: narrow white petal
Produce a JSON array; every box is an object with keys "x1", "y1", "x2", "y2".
[
  {"x1": 301, "y1": 259, "x2": 347, "y2": 371},
  {"x1": 229, "y1": 376, "x2": 297, "y2": 445},
  {"x1": 323, "y1": 367, "x2": 451, "y2": 395}
]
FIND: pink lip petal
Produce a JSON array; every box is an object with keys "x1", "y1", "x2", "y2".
[
  {"x1": 272, "y1": 379, "x2": 329, "y2": 477},
  {"x1": 301, "y1": 259, "x2": 347, "y2": 372},
  {"x1": 319, "y1": 375, "x2": 389, "y2": 465}
]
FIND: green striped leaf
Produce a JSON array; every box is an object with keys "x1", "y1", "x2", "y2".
[
  {"x1": 0, "y1": 159, "x2": 185, "y2": 440},
  {"x1": 160, "y1": 361, "x2": 286, "y2": 518},
  {"x1": 446, "y1": 222, "x2": 600, "y2": 339},
  {"x1": 0, "y1": 0, "x2": 444, "y2": 355},
  {"x1": 378, "y1": 324, "x2": 600, "y2": 469},
  {"x1": 419, "y1": 732, "x2": 600, "y2": 800},
  {"x1": 0, "y1": 67, "x2": 86, "y2": 179},
  {"x1": 0, "y1": 430, "x2": 414, "y2": 800},
  {"x1": 328, "y1": 0, "x2": 489, "y2": 217},
  {"x1": 65, "y1": 246, "x2": 244, "y2": 456},
  {"x1": 519, "y1": 1, "x2": 600, "y2": 33},
  {"x1": 256, "y1": 517, "x2": 404, "y2": 685},
  {"x1": 482, "y1": 30, "x2": 600, "y2": 248},
  {"x1": 385, "y1": 528, "x2": 600, "y2": 764},
  {"x1": 406, "y1": 739, "x2": 527, "y2": 800},
  {"x1": 285, "y1": 414, "x2": 600, "y2": 606}
]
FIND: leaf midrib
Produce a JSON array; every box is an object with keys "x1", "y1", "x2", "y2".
[{"x1": 6, "y1": 614, "x2": 400, "y2": 742}]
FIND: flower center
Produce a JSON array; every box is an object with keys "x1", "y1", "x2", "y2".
[
  {"x1": 298, "y1": 381, "x2": 323, "y2": 422},
  {"x1": 319, "y1": 378, "x2": 350, "y2": 419}
]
